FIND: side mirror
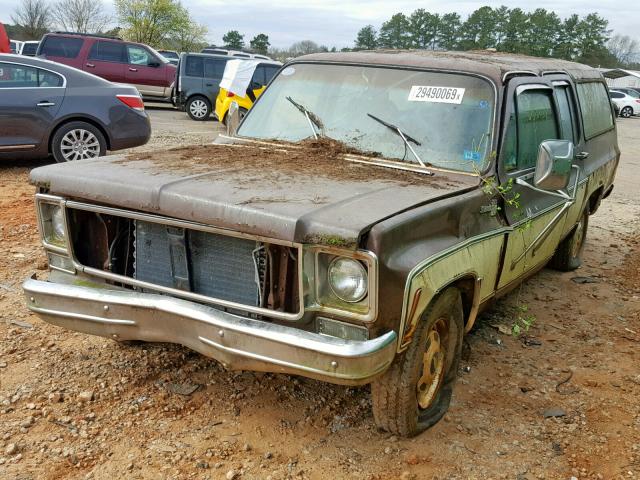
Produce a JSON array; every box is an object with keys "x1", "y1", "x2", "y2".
[
  {"x1": 534, "y1": 140, "x2": 573, "y2": 191},
  {"x1": 226, "y1": 101, "x2": 241, "y2": 137}
]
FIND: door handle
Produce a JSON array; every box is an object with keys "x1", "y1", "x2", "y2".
[
  {"x1": 86, "y1": 63, "x2": 95, "y2": 68},
  {"x1": 575, "y1": 151, "x2": 589, "y2": 160},
  {"x1": 129, "y1": 68, "x2": 138, "y2": 72},
  {"x1": 206, "y1": 83, "x2": 214, "y2": 87},
  {"x1": 37, "y1": 101, "x2": 56, "y2": 107}
]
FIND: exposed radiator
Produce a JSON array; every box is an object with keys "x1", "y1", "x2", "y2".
[{"x1": 133, "y1": 220, "x2": 263, "y2": 306}]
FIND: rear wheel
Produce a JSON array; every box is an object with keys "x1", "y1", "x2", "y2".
[
  {"x1": 187, "y1": 96, "x2": 211, "y2": 121},
  {"x1": 371, "y1": 287, "x2": 463, "y2": 437},
  {"x1": 222, "y1": 107, "x2": 248, "y2": 127},
  {"x1": 550, "y1": 208, "x2": 589, "y2": 271},
  {"x1": 621, "y1": 106, "x2": 633, "y2": 118},
  {"x1": 51, "y1": 121, "x2": 106, "y2": 163}
]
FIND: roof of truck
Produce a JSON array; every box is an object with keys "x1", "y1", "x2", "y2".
[{"x1": 297, "y1": 50, "x2": 603, "y2": 84}]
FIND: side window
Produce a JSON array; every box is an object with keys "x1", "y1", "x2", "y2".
[
  {"x1": 126, "y1": 45, "x2": 156, "y2": 66},
  {"x1": 264, "y1": 66, "x2": 279, "y2": 84},
  {"x1": 504, "y1": 89, "x2": 559, "y2": 172},
  {"x1": 576, "y1": 82, "x2": 614, "y2": 139},
  {"x1": 204, "y1": 58, "x2": 225, "y2": 78},
  {"x1": 0, "y1": 63, "x2": 39, "y2": 88},
  {"x1": 88, "y1": 41, "x2": 126, "y2": 63},
  {"x1": 40, "y1": 37, "x2": 83, "y2": 58},
  {"x1": 185, "y1": 56, "x2": 203, "y2": 77},
  {"x1": 251, "y1": 66, "x2": 266, "y2": 87},
  {"x1": 554, "y1": 85, "x2": 577, "y2": 142},
  {"x1": 37, "y1": 69, "x2": 64, "y2": 87},
  {"x1": 610, "y1": 92, "x2": 624, "y2": 99}
]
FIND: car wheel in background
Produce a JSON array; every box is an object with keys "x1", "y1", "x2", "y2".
[
  {"x1": 620, "y1": 106, "x2": 633, "y2": 118},
  {"x1": 51, "y1": 121, "x2": 107, "y2": 163},
  {"x1": 221, "y1": 107, "x2": 247, "y2": 126},
  {"x1": 187, "y1": 96, "x2": 211, "y2": 121}
]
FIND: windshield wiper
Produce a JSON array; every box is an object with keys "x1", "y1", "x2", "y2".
[
  {"x1": 286, "y1": 96, "x2": 324, "y2": 139},
  {"x1": 366, "y1": 113, "x2": 431, "y2": 173}
]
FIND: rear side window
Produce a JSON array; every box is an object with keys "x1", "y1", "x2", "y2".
[
  {"x1": 185, "y1": 56, "x2": 203, "y2": 77},
  {"x1": 610, "y1": 92, "x2": 624, "y2": 99},
  {"x1": 0, "y1": 63, "x2": 63, "y2": 88},
  {"x1": 504, "y1": 89, "x2": 559, "y2": 172},
  {"x1": 204, "y1": 58, "x2": 226, "y2": 78},
  {"x1": 264, "y1": 65, "x2": 279, "y2": 84},
  {"x1": 89, "y1": 41, "x2": 125, "y2": 63},
  {"x1": 576, "y1": 82, "x2": 614, "y2": 139},
  {"x1": 22, "y1": 43, "x2": 39, "y2": 55},
  {"x1": 40, "y1": 36, "x2": 83, "y2": 58},
  {"x1": 251, "y1": 66, "x2": 266, "y2": 87}
]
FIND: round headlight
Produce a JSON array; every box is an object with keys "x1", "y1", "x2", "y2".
[
  {"x1": 328, "y1": 257, "x2": 368, "y2": 303},
  {"x1": 51, "y1": 206, "x2": 65, "y2": 240}
]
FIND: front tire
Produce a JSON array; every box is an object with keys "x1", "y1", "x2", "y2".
[
  {"x1": 51, "y1": 121, "x2": 107, "y2": 163},
  {"x1": 550, "y1": 208, "x2": 589, "y2": 271},
  {"x1": 186, "y1": 96, "x2": 211, "y2": 121},
  {"x1": 621, "y1": 106, "x2": 633, "y2": 118},
  {"x1": 371, "y1": 287, "x2": 463, "y2": 437}
]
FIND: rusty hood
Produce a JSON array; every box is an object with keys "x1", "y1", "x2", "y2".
[{"x1": 30, "y1": 140, "x2": 478, "y2": 248}]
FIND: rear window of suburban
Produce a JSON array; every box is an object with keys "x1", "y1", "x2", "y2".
[
  {"x1": 41, "y1": 36, "x2": 83, "y2": 58},
  {"x1": 576, "y1": 82, "x2": 614, "y2": 139}
]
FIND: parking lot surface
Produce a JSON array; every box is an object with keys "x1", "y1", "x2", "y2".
[{"x1": 0, "y1": 112, "x2": 638, "y2": 479}]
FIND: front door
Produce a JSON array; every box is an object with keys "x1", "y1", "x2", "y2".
[
  {"x1": 496, "y1": 78, "x2": 581, "y2": 290},
  {"x1": 125, "y1": 45, "x2": 167, "y2": 98},
  {"x1": 0, "y1": 61, "x2": 65, "y2": 150}
]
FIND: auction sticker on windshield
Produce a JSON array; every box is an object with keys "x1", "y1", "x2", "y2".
[{"x1": 408, "y1": 86, "x2": 465, "y2": 104}]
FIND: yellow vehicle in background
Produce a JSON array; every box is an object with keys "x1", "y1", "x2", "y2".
[{"x1": 215, "y1": 60, "x2": 281, "y2": 124}]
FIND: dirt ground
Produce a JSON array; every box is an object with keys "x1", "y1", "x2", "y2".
[{"x1": 0, "y1": 110, "x2": 639, "y2": 480}]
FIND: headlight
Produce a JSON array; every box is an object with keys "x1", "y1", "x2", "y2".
[
  {"x1": 328, "y1": 257, "x2": 368, "y2": 303},
  {"x1": 40, "y1": 202, "x2": 66, "y2": 246},
  {"x1": 51, "y1": 206, "x2": 65, "y2": 240}
]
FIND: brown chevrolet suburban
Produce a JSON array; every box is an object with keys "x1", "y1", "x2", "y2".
[{"x1": 24, "y1": 51, "x2": 619, "y2": 437}]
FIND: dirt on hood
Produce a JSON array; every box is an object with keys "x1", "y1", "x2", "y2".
[{"x1": 114, "y1": 137, "x2": 444, "y2": 188}]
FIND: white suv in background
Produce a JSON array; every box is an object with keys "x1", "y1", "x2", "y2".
[{"x1": 610, "y1": 90, "x2": 640, "y2": 118}]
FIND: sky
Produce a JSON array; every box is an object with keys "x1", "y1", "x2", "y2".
[{"x1": 1, "y1": 0, "x2": 637, "y2": 49}]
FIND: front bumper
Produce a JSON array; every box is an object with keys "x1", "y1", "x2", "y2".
[{"x1": 23, "y1": 277, "x2": 396, "y2": 385}]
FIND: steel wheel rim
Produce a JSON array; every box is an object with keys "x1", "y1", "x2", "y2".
[
  {"x1": 60, "y1": 129, "x2": 100, "y2": 161},
  {"x1": 190, "y1": 99, "x2": 208, "y2": 118},
  {"x1": 570, "y1": 218, "x2": 585, "y2": 258},
  {"x1": 417, "y1": 318, "x2": 447, "y2": 410}
]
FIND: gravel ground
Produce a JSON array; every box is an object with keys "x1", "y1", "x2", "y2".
[{"x1": 0, "y1": 111, "x2": 638, "y2": 480}]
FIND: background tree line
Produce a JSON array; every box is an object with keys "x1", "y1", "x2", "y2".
[
  {"x1": 354, "y1": 6, "x2": 639, "y2": 68},
  {"x1": 7, "y1": 1, "x2": 639, "y2": 67}
]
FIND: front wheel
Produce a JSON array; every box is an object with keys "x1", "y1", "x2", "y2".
[
  {"x1": 621, "y1": 106, "x2": 633, "y2": 118},
  {"x1": 371, "y1": 287, "x2": 463, "y2": 437},
  {"x1": 550, "y1": 208, "x2": 589, "y2": 271},
  {"x1": 51, "y1": 121, "x2": 107, "y2": 163}
]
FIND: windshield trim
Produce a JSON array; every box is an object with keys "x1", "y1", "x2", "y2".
[{"x1": 236, "y1": 61, "x2": 498, "y2": 177}]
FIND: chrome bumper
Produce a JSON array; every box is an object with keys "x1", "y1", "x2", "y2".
[{"x1": 23, "y1": 277, "x2": 396, "y2": 385}]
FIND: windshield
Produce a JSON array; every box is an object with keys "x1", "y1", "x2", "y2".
[{"x1": 238, "y1": 63, "x2": 495, "y2": 173}]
